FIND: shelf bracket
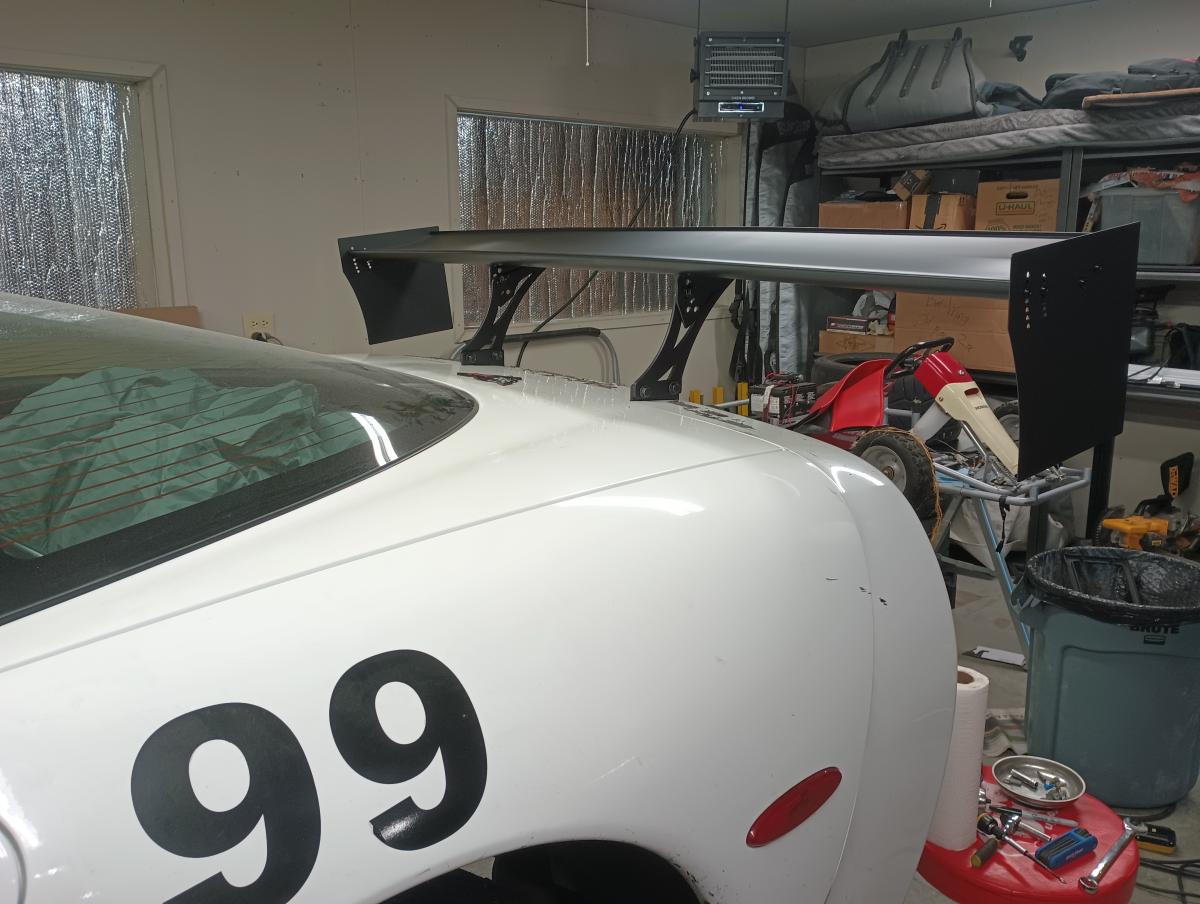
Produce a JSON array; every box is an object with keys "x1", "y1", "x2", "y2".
[
  {"x1": 1008, "y1": 34, "x2": 1033, "y2": 62},
  {"x1": 631, "y1": 273, "x2": 732, "y2": 402},
  {"x1": 460, "y1": 264, "x2": 545, "y2": 366}
]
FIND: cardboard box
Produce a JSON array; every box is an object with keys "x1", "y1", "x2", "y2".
[
  {"x1": 818, "y1": 330, "x2": 896, "y2": 355},
  {"x1": 893, "y1": 292, "x2": 1014, "y2": 373},
  {"x1": 892, "y1": 169, "x2": 931, "y2": 201},
  {"x1": 894, "y1": 292, "x2": 1007, "y2": 333},
  {"x1": 909, "y1": 193, "x2": 976, "y2": 231},
  {"x1": 894, "y1": 327, "x2": 1015, "y2": 373},
  {"x1": 975, "y1": 178, "x2": 1060, "y2": 232},
  {"x1": 819, "y1": 199, "x2": 910, "y2": 230},
  {"x1": 928, "y1": 169, "x2": 981, "y2": 195}
]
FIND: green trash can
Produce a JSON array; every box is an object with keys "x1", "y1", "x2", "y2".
[{"x1": 1017, "y1": 547, "x2": 1200, "y2": 808}]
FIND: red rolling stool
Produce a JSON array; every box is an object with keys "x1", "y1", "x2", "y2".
[{"x1": 919, "y1": 766, "x2": 1138, "y2": 904}]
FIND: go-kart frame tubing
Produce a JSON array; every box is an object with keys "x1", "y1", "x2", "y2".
[
  {"x1": 932, "y1": 492, "x2": 1030, "y2": 656},
  {"x1": 932, "y1": 466, "x2": 1091, "y2": 658},
  {"x1": 932, "y1": 464, "x2": 1091, "y2": 506}
]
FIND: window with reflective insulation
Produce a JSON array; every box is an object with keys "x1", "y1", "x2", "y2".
[
  {"x1": 0, "y1": 69, "x2": 146, "y2": 309},
  {"x1": 457, "y1": 113, "x2": 724, "y2": 326}
]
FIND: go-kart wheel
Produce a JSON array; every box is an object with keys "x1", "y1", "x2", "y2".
[
  {"x1": 851, "y1": 429, "x2": 939, "y2": 521},
  {"x1": 993, "y1": 400, "x2": 1020, "y2": 443}
]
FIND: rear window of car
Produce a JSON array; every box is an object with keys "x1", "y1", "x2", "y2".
[{"x1": 0, "y1": 295, "x2": 475, "y2": 623}]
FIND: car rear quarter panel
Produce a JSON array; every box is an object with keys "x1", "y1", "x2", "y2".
[{"x1": 0, "y1": 441, "x2": 952, "y2": 904}]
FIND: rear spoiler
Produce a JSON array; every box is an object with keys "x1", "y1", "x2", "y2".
[{"x1": 339, "y1": 225, "x2": 1139, "y2": 475}]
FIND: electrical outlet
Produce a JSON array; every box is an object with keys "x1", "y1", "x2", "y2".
[{"x1": 242, "y1": 312, "x2": 275, "y2": 339}]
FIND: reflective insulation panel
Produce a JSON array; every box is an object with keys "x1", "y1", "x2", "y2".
[
  {"x1": 0, "y1": 69, "x2": 143, "y2": 309},
  {"x1": 457, "y1": 112, "x2": 723, "y2": 325}
]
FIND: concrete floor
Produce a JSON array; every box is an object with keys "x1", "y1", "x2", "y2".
[{"x1": 904, "y1": 573, "x2": 1200, "y2": 903}]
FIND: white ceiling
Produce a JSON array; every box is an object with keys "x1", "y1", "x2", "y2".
[{"x1": 550, "y1": 0, "x2": 1091, "y2": 47}]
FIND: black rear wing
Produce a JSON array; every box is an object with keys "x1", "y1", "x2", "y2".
[{"x1": 339, "y1": 225, "x2": 1140, "y2": 477}]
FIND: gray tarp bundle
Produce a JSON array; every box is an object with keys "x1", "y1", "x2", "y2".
[
  {"x1": 817, "y1": 98, "x2": 1200, "y2": 171},
  {"x1": 745, "y1": 120, "x2": 843, "y2": 378}
]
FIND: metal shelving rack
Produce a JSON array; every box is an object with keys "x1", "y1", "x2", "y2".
[
  {"x1": 822, "y1": 140, "x2": 1200, "y2": 284},
  {"x1": 819, "y1": 138, "x2": 1200, "y2": 540}
]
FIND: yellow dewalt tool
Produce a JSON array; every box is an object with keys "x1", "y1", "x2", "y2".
[
  {"x1": 1100, "y1": 514, "x2": 1172, "y2": 550},
  {"x1": 1096, "y1": 453, "x2": 1199, "y2": 556}
]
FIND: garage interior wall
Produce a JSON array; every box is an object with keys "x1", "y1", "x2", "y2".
[
  {"x1": 801, "y1": 0, "x2": 1200, "y2": 515},
  {"x1": 1, "y1": 0, "x2": 763, "y2": 392}
]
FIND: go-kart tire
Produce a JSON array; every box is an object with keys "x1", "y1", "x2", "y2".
[
  {"x1": 851, "y1": 429, "x2": 939, "y2": 521},
  {"x1": 993, "y1": 400, "x2": 1020, "y2": 442}
]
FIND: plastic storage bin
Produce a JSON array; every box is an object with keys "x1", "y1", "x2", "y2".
[
  {"x1": 1017, "y1": 547, "x2": 1200, "y2": 808},
  {"x1": 1099, "y1": 186, "x2": 1200, "y2": 265}
]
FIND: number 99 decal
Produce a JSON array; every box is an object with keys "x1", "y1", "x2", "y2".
[
  {"x1": 329, "y1": 650, "x2": 486, "y2": 850},
  {"x1": 131, "y1": 650, "x2": 486, "y2": 904},
  {"x1": 131, "y1": 704, "x2": 320, "y2": 904}
]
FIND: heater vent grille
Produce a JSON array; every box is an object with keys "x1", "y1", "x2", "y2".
[
  {"x1": 703, "y1": 42, "x2": 787, "y2": 91},
  {"x1": 694, "y1": 32, "x2": 789, "y2": 120}
]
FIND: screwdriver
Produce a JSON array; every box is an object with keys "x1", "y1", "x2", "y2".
[
  {"x1": 989, "y1": 804, "x2": 1078, "y2": 829},
  {"x1": 978, "y1": 814, "x2": 1068, "y2": 884},
  {"x1": 970, "y1": 834, "x2": 1000, "y2": 868},
  {"x1": 991, "y1": 805, "x2": 1052, "y2": 842}
]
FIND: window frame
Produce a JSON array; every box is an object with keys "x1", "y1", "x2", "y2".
[
  {"x1": 444, "y1": 95, "x2": 744, "y2": 341},
  {"x1": 0, "y1": 49, "x2": 188, "y2": 310}
]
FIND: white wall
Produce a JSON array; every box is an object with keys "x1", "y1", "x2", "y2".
[
  {"x1": 2, "y1": 0, "x2": 742, "y2": 393},
  {"x1": 802, "y1": 0, "x2": 1200, "y2": 513}
]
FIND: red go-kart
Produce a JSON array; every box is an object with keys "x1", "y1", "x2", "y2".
[{"x1": 796, "y1": 337, "x2": 1021, "y2": 522}]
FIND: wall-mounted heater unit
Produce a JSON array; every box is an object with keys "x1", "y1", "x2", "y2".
[{"x1": 693, "y1": 32, "x2": 789, "y2": 121}]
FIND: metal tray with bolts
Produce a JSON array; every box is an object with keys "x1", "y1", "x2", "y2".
[{"x1": 993, "y1": 755, "x2": 1086, "y2": 809}]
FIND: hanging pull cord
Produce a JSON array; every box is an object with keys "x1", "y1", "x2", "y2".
[{"x1": 514, "y1": 108, "x2": 697, "y2": 368}]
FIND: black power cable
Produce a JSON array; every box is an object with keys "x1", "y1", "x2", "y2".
[
  {"x1": 1137, "y1": 857, "x2": 1200, "y2": 903},
  {"x1": 514, "y1": 108, "x2": 697, "y2": 369}
]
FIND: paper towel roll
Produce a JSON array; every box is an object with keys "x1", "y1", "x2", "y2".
[{"x1": 927, "y1": 666, "x2": 990, "y2": 850}]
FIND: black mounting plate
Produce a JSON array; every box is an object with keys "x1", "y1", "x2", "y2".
[
  {"x1": 631, "y1": 273, "x2": 732, "y2": 401},
  {"x1": 1008, "y1": 223, "x2": 1140, "y2": 479},
  {"x1": 460, "y1": 264, "x2": 545, "y2": 366},
  {"x1": 339, "y1": 229, "x2": 453, "y2": 344}
]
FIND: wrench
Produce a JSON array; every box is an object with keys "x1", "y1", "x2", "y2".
[{"x1": 1080, "y1": 819, "x2": 1143, "y2": 894}]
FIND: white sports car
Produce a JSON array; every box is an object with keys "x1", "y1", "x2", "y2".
[{"x1": 0, "y1": 227, "x2": 984, "y2": 904}]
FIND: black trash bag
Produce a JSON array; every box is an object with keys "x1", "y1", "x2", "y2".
[{"x1": 1018, "y1": 547, "x2": 1200, "y2": 626}]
